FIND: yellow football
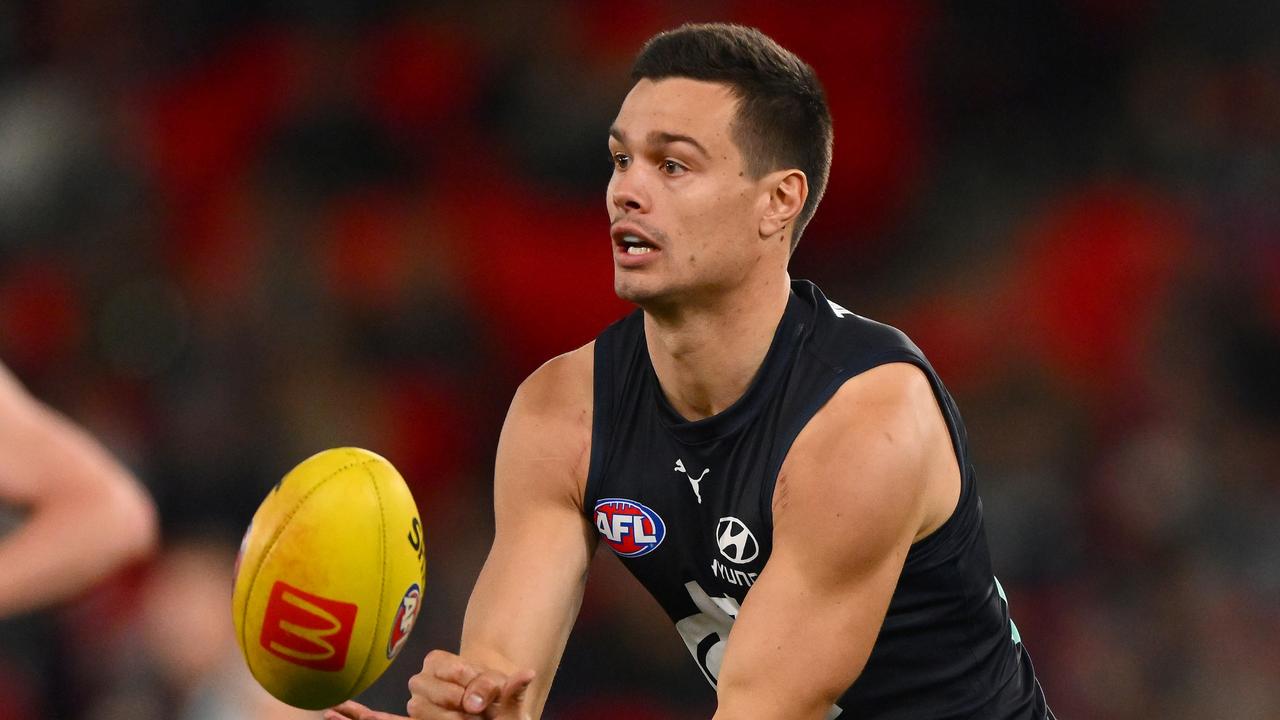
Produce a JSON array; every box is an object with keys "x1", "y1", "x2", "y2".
[{"x1": 232, "y1": 447, "x2": 426, "y2": 710}]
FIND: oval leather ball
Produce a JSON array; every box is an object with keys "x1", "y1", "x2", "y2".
[{"x1": 232, "y1": 447, "x2": 426, "y2": 710}]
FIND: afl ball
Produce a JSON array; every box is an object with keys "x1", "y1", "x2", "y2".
[{"x1": 232, "y1": 447, "x2": 426, "y2": 709}]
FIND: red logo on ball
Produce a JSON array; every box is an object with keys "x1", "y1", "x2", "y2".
[{"x1": 260, "y1": 580, "x2": 358, "y2": 672}]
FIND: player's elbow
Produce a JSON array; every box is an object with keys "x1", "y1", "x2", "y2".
[
  {"x1": 97, "y1": 476, "x2": 159, "y2": 566},
  {"x1": 122, "y1": 483, "x2": 159, "y2": 563}
]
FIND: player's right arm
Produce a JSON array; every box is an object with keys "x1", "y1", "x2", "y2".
[
  {"x1": 0, "y1": 362, "x2": 158, "y2": 617},
  {"x1": 448, "y1": 343, "x2": 598, "y2": 718},
  {"x1": 330, "y1": 345, "x2": 598, "y2": 720}
]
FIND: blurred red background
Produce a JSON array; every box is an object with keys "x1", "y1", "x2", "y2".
[{"x1": 1, "y1": 1, "x2": 1277, "y2": 718}]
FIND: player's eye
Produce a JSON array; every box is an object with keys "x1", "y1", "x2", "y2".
[
  {"x1": 612, "y1": 152, "x2": 631, "y2": 170},
  {"x1": 661, "y1": 159, "x2": 687, "y2": 176}
]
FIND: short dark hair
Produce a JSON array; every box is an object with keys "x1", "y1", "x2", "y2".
[{"x1": 631, "y1": 23, "x2": 833, "y2": 248}]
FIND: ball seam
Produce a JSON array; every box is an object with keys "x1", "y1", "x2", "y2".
[{"x1": 345, "y1": 461, "x2": 389, "y2": 699}]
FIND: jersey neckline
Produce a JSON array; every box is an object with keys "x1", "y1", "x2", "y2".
[{"x1": 644, "y1": 282, "x2": 811, "y2": 444}]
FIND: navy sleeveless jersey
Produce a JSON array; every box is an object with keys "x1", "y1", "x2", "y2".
[{"x1": 584, "y1": 280, "x2": 1052, "y2": 719}]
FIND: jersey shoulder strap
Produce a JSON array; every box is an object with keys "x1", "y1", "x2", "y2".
[{"x1": 585, "y1": 308, "x2": 645, "y2": 511}]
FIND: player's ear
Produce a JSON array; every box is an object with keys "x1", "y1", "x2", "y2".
[{"x1": 758, "y1": 169, "x2": 807, "y2": 241}]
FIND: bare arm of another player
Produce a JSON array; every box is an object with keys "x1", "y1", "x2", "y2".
[
  {"x1": 330, "y1": 346, "x2": 597, "y2": 720},
  {"x1": 712, "y1": 363, "x2": 961, "y2": 720},
  {"x1": 0, "y1": 362, "x2": 159, "y2": 617}
]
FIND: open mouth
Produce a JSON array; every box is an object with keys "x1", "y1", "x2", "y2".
[{"x1": 617, "y1": 234, "x2": 658, "y2": 255}]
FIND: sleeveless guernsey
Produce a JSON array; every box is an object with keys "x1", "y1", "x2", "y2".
[{"x1": 584, "y1": 280, "x2": 1052, "y2": 719}]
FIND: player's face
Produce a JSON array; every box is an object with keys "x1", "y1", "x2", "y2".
[{"x1": 607, "y1": 78, "x2": 776, "y2": 307}]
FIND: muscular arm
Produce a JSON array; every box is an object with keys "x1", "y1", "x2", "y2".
[
  {"x1": 457, "y1": 346, "x2": 598, "y2": 718},
  {"x1": 713, "y1": 363, "x2": 961, "y2": 720},
  {"x1": 0, "y1": 363, "x2": 158, "y2": 617}
]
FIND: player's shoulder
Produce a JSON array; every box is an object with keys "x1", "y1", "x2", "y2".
[
  {"x1": 773, "y1": 363, "x2": 943, "y2": 552},
  {"x1": 831, "y1": 360, "x2": 935, "y2": 412},
  {"x1": 499, "y1": 344, "x2": 596, "y2": 502},
  {"x1": 771, "y1": 362, "x2": 943, "y2": 570},
  {"x1": 792, "y1": 361, "x2": 938, "y2": 464},
  {"x1": 508, "y1": 342, "x2": 595, "y2": 433}
]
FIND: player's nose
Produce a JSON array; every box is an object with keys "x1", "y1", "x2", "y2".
[{"x1": 608, "y1": 169, "x2": 650, "y2": 214}]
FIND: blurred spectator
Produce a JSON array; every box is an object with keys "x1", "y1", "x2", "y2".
[{"x1": 72, "y1": 536, "x2": 320, "y2": 720}]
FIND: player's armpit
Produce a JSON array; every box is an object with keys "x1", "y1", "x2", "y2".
[
  {"x1": 455, "y1": 344, "x2": 598, "y2": 719},
  {"x1": 711, "y1": 363, "x2": 958, "y2": 720}
]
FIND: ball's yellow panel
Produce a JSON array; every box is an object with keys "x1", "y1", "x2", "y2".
[{"x1": 232, "y1": 448, "x2": 426, "y2": 710}]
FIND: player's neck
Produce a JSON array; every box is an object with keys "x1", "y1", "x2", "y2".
[{"x1": 642, "y1": 273, "x2": 791, "y2": 422}]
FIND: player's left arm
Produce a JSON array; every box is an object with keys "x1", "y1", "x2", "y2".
[{"x1": 712, "y1": 362, "x2": 960, "y2": 720}]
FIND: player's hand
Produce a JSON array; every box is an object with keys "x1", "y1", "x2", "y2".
[
  {"x1": 406, "y1": 649, "x2": 535, "y2": 719},
  {"x1": 323, "y1": 651, "x2": 534, "y2": 720}
]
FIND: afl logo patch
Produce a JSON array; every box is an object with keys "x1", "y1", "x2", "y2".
[
  {"x1": 716, "y1": 516, "x2": 759, "y2": 564},
  {"x1": 386, "y1": 583, "x2": 421, "y2": 660},
  {"x1": 595, "y1": 498, "x2": 666, "y2": 558}
]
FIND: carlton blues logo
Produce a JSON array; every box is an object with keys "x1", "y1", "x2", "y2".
[
  {"x1": 260, "y1": 580, "x2": 358, "y2": 672},
  {"x1": 594, "y1": 498, "x2": 666, "y2": 558}
]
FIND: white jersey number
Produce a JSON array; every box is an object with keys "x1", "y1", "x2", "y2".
[{"x1": 674, "y1": 580, "x2": 843, "y2": 719}]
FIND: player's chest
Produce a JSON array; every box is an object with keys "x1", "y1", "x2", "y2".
[{"x1": 593, "y1": 430, "x2": 776, "y2": 601}]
